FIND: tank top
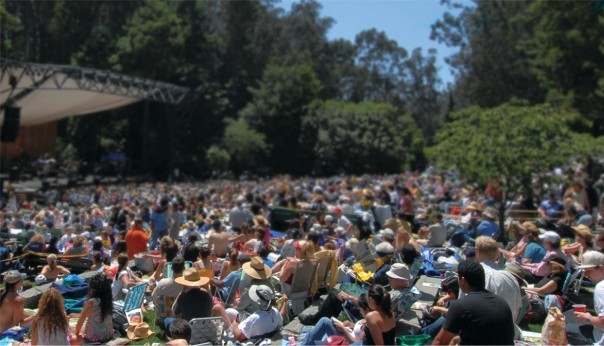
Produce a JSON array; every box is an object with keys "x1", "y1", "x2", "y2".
[
  {"x1": 84, "y1": 298, "x2": 113, "y2": 342},
  {"x1": 36, "y1": 320, "x2": 71, "y2": 345},
  {"x1": 364, "y1": 325, "x2": 396, "y2": 346}
]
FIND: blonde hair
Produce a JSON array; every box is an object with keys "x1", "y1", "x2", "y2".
[
  {"x1": 298, "y1": 240, "x2": 315, "y2": 260},
  {"x1": 475, "y1": 236, "x2": 499, "y2": 261},
  {"x1": 30, "y1": 233, "x2": 44, "y2": 243}
]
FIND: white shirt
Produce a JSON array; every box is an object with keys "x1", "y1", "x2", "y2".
[
  {"x1": 239, "y1": 307, "x2": 283, "y2": 339},
  {"x1": 481, "y1": 261, "x2": 523, "y2": 323},
  {"x1": 594, "y1": 280, "x2": 604, "y2": 344}
]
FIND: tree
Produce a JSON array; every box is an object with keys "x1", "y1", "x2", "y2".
[
  {"x1": 223, "y1": 118, "x2": 268, "y2": 173},
  {"x1": 428, "y1": 102, "x2": 594, "y2": 237},
  {"x1": 431, "y1": 0, "x2": 543, "y2": 108},
  {"x1": 206, "y1": 145, "x2": 230, "y2": 173},
  {"x1": 240, "y1": 63, "x2": 322, "y2": 174},
  {"x1": 302, "y1": 100, "x2": 424, "y2": 175},
  {"x1": 516, "y1": 0, "x2": 604, "y2": 135}
]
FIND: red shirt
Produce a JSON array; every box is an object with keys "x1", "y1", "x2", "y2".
[{"x1": 125, "y1": 227, "x2": 149, "y2": 259}]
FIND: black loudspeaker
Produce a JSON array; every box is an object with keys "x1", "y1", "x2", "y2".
[{"x1": 1, "y1": 106, "x2": 20, "y2": 142}]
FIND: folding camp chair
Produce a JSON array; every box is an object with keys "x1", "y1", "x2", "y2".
[
  {"x1": 562, "y1": 268, "x2": 585, "y2": 297},
  {"x1": 113, "y1": 282, "x2": 148, "y2": 336},
  {"x1": 189, "y1": 317, "x2": 227, "y2": 345},
  {"x1": 163, "y1": 261, "x2": 193, "y2": 278},
  {"x1": 315, "y1": 253, "x2": 333, "y2": 293},
  {"x1": 283, "y1": 259, "x2": 318, "y2": 316}
]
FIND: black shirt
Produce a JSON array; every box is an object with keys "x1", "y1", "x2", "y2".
[
  {"x1": 443, "y1": 290, "x2": 514, "y2": 345},
  {"x1": 536, "y1": 272, "x2": 566, "y2": 295},
  {"x1": 183, "y1": 243, "x2": 200, "y2": 263},
  {"x1": 173, "y1": 289, "x2": 213, "y2": 321}
]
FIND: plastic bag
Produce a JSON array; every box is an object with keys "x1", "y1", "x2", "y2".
[{"x1": 541, "y1": 307, "x2": 567, "y2": 346}]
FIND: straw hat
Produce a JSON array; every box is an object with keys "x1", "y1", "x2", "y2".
[
  {"x1": 482, "y1": 207, "x2": 497, "y2": 220},
  {"x1": 253, "y1": 215, "x2": 268, "y2": 226},
  {"x1": 466, "y1": 202, "x2": 481, "y2": 212},
  {"x1": 242, "y1": 256, "x2": 271, "y2": 280},
  {"x1": 174, "y1": 268, "x2": 210, "y2": 287},
  {"x1": 127, "y1": 322, "x2": 154, "y2": 340},
  {"x1": 573, "y1": 225, "x2": 593, "y2": 242}
]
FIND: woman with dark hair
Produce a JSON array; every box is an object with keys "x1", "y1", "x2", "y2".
[
  {"x1": 303, "y1": 293, "x2": 372, "y2": 345},
  {"x1": 111, "y1": 240, "x2": 128, "y2": 266},
  {"x1": 45, "y1": 237, "x2": 60, "y2": 255},
  {"x1": 365, "y1": 285, "x2": 396, "y2": 345},
  {"x1": 88, "y1": 240, "x2": 110, "y2": 264},
  {"x1": 74, "y1": 274, "x2": 114, "y2": 343},
  {"x1": 112, "y1": 253, "x2": 143, "y2": 299}
]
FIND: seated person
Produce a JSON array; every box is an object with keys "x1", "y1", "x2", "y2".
[
  {"x1": 211, "y1": 253, "x2": 251, "y2": 304},
  {"x1": 372, "y1": 242, "x2": 395, "y2": 286},
  {"x1": 64, "y1": 235, "x2": 87, "y2": 256},
  {"x1": 163, "y1": 268, "x2": 231, "y2": 336},
  {"x1": 0, "y1": 271, "x2": 32, "y2": 332},
  {"x1": 90, "y1": 251, "x2": 108, "y2": 272},
  {"x1": 363, "y1": 285, "x2": 397, "y2": 345},
  {"x1": 166, "y1": 318, "x2": 191, "y2": 346},
  {"x1": 112, "y1": 253, "x2": 144, "y2": 299},
  {"x1": 236, "y1": 256, "x2": 275, "y2": 314},
  {"x1": 420, "y1": 276, "x2": 459, "y2": 337},
  {"x1": 521, "y1": 231, "x2": 565, "y2": 283},
  {"x1": 523, "y1": 257, "x2": 568, "y2": 310},
  {"x1": 152, "y1": 256, "x2": 186, "y2": 318},
  {"x1": 23, "y1": 234, "x2": 46, "y2": 253},
  {"x1": 181, "y1": 235, "x2": 200, "y2": 263},
  {"x1": 231, "y1": 285, "x2": 287, "y2": 342},
  {"x1": 418, "y1": 213, "x2": 447, "y2": 247},
  {"x1": 303, "y1": 293, "x2": 371, "y2": 345},
  {"x1": 386, "y1": 263, "x2": 422, "y2": 317},
  {"x1": 272, "y1": 240, "x2": 315, "y2": 293},
  {"x1": 40, "y1": 254, "x2": 70, "y2": 282}
]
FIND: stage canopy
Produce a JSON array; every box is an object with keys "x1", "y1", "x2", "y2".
[{"x1": 0, "y1": 59, "x2": 190, "y2": 126}]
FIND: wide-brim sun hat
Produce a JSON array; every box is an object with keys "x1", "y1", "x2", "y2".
[
  {"x1": 174, "y1": 268, "x2": 210, "y2": 287},
  {"x1": 126, "y1": 322, "x2": 154, "y2": 340},
  {"x1": 249, "y1": 284, "x2": 273, "y2": 310},
  {"x1": 242, "y1": 256, "x2": 271, "y2": 280}
]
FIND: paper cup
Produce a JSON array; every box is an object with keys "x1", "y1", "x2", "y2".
[{"x1": 573, "y1": 304, "x2": 587, "y2": 313}]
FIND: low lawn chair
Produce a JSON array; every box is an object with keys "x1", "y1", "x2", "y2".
[
  {"x1": 283, "y1": 259, "x2": 318, "y2": 316},
  {"x1": 189, "y1": 317, "x2": 227, "y2": 345},
  {"x1": 113, "y1": 282, "x2": 148, "y2": 336}
]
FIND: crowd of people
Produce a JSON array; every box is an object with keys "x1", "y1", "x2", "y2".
[{"x1": 0, "y1": 164, "x2": 603, "y2": 345}]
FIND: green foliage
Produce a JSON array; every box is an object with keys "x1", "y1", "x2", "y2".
[
  {"x1": 303, "y1": 100, "x2": 424, "y2": 175},
  {"x1": 428, "y1": 103, "x2": 588, "y2": 192},
  {"x1": 205, "y1": 145, "x2": 230, "y2": 172},
  {"x1": 110, "y1": 0, "x2": 189, "y2": 79},
  {"x1": 223, "y1": 118, "x2": 268, "y2": 172},
  {"x1": 241, "y1": 63, "x2": 322, "y2": 174}
]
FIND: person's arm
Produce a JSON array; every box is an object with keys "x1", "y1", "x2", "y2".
[
  {"x1": 525, "y1": 280, "x2": 559, "y2": 295},
  {"x1": 75, "y1": 299, "x2": 94, "y2": 336},
  {"x1": 231, "y1": 321, "x2": 248, "y2": 342},
  {"x1": 59, "y1": 265, "x2": 71, "y2": 276},
  {"x1": 153, "y1": 260, "x2": 166, "y2": 282},
  {"x1": 337, "y1": 291, "x2": 358, "y2": 305},
  {"x1": 271, "y1": 259, "x2": 286, "y2": 274},
  {"x1": 31, "y1": 322, "x2": 39, "y2": 346},
  {"x1": 172, "y1": 292, "x2": 182, "y2": 317},
  {"x1": 279, "y1": 295, "x2": 289, "y2": 318},
  {"x1": 433, "y1": 328, "x2": 456, "y2": 345},
  {"x1": 41, "y1": 265, "x2": 50, "y2": 276},
  {"x1": 575, "y1": 312, "x2": 604, "y2": 329},
  {"x1": 365, "y1": 313, "x2": 384, "y2": 345},
  {"x1": 563, "y1": 243, "x2": 581, "y2": 255},
  {"x1": 334, "y1": 319, "x2": 362, "y2": 343},
  {"x1": 219, "y1": 261, "x2": 229, "y2": 280},
  {"x1": 279, "y1": 262, "x2": 294, "y2": 282}
]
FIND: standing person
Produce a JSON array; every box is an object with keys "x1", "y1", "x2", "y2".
[
  {"x1": 74, "y1": 274, "x2": 114, "y2": 344},
  {"x1": 0, "y1": 271, "x2": 32, "y2": 332},
  {"x1": 433, "y1": 260, "x2": 515, "y2": 345},
  {"x1": 150, "y1": 198, "x2": 171, "y2": 250},
  {"x1": 30, "y1": 288, "x2": 72, "y2": 346},
  {"x1": 126, "y1": 217, "x2": 148, "y2": 259},
  {"x1": 169, "y1": 204, "x2": 185, "y2": 241},
  {"x1": 573, "y1": 251, "x2": 604, "y2": 344},
  {"x1": 229, "y1": 197, "x2": 252, "y2": 233}
]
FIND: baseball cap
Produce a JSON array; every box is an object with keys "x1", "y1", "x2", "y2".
[
  {"x1": 539, "y1": 231, "x2": 561, "y2": 243},
  {"x1": 2, "y1": 270, "x2": 26, "y2": 284},
  {"x1": 386, "y1": 263, "x2": 411, "y2": 281},
  {"x1": 577, "y1": 251, "x2": 604, "y2": 269},
  {"x1": 325, "y1": 215, "x2": 334, "y2": 222}
]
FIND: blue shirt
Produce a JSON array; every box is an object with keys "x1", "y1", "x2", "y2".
[
  {"x1": 540, "y1": 200, "x2": 564, "y2": 220},
  {"x1": 220, "y1": 269, "x2": 241, "y2": 304},
  {"x1": 150, "y1": 209, "x2": 169, "y2": 232},
  {"x1": 523, "y1": 242, "x2": 546, "y2": 263},
  {"x1": 476, "y1": 220, "x2": 500, "y2": 238}
]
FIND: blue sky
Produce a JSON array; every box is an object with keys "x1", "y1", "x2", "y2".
[{"x1": 278, "y1": 0, "x2": 469, "y2": 87}]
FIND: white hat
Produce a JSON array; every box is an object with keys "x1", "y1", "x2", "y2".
[
  {"x1": 325, "y1": 215, "x2": 334, "y2": 222},
  {"x1": 35, "y1": 274, "x2": 48, "y2": 285},
  {"x1": 539, "y1": 231, "x2": 561, "y2": 243},
  {"x1": 577, "y1": 251, "x2": 604, "y2": 269},
  {"x1": 249, "y1": 284, "x2": 273, "y2": 310},
  {"x1": 386, "y1": 263, "x2": 411, "y2": 281},
  {"x1": 381, "y1": 228, "x2": 395, "y2": 240},
  {"x1": 375, "y1": 242, "x2": 394, "y2": 255},
  {"x1": 335, "y1": 226, "x2": 346, "y2": 236}
]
